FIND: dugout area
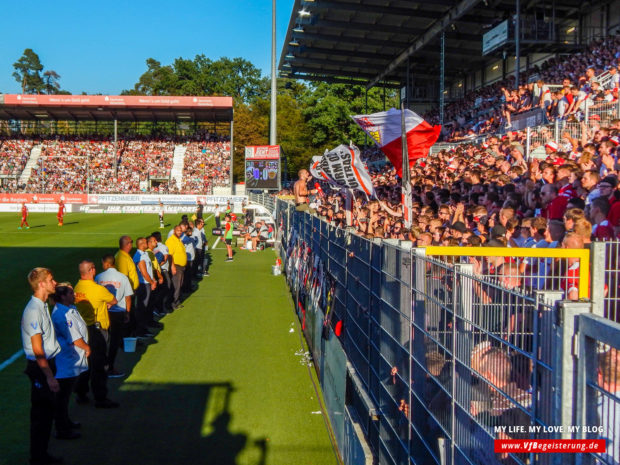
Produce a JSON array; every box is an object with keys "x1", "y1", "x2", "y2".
[{"x1": 0, "y1": 212, "x2": 338, "y2": 465}]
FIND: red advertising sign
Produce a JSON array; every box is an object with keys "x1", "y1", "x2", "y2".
[
  {"x1": 245, "y1": 145, "x2": 281, "y2": 160},
  {"x1": 0, "y1": 193, "x2": 88, "y2": 204},
  {"x1": 0, "y1": 94, "x2": 232, "y2": 108}
]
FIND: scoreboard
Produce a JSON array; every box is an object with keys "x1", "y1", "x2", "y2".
[{"x1": 245, "y1": 145, "x2": 280, "y2": 190}]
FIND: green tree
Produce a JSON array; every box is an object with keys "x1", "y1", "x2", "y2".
[
  {"x1": 124, "y1": 56, "x2": 268, "y2": 103},
  {"x1": 12, "y1": 48, "x2": 45, "y2": 94},
  {"x1": 301, "y1": 83, "x2": 398, "y2": 150},
  {"x1": 43, "y1": 70, "x2": 61, "y2": 94}
]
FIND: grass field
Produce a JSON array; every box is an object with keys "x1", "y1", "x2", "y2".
[{"x1": 0, "y1": 212, "x2": 338, "y2": 465}]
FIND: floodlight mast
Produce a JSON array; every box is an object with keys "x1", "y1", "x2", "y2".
[{"x1": 270, "y1": 0, "x2": 277, "y2": 145}]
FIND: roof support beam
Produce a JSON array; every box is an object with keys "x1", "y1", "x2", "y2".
[
  {"x1": 368, "y1": 0, "x2": 481, "y2": 88},
  {"x1": 311, "y1": 1, "x2": 493, "y2": 24}
]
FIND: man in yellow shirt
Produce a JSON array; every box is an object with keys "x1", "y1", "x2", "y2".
[
  {"x1": 115, "y1": 235, "x2": 139, "y2": 291},
  {"x1": 74, "y1": 260, "x2": 119, "y2": 408},
  {"x1": 165, "y1": 225, "x2": 187, "y2": 310}
]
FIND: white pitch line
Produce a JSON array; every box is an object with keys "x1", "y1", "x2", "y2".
[
  {"x1": 212, "y1": 236, "x2": 221, "y2": 249},
  {"x1": 0, "y1": 349, "x2": 23, "y2": 372}
]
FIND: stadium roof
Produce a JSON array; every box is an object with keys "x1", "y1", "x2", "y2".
[
  {"x1": 0, "y1": 94, "x2": 233, "y2": 122},
  {"x1": 279, "y1": 0, "x2": 589, "y2": 88}
]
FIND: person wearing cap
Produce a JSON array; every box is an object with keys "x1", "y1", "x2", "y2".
[
  {"x1": 606, "y1": 65, "x2": 619, "y2": 92},
  {"x1": 544, "y1": 141, "x2": 560, "y2": 157}
]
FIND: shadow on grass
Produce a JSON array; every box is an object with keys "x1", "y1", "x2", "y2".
[{"x1": 52, "y1": 381, "x2": 265, "y2": 465}]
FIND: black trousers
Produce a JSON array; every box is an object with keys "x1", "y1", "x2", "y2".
[
  {"x1": 161, "y1": 269, "x2": 173, "y2": 310},
  {"x1": 76, "y1": 326, "x2": 108, "y2": 402},
  {"x1": 55, "y1": 376, "x2": 77, "y2": 434},
  {"x1": 195, "y1": 248, "x2": 204, "y2": 275},
  {"x1": 135, "y1": 283, "x2": 152, "y2": 335},
  {"x1": 215, "y1": 216, "x2": 221, "y2": 228},
  {"x1": 108, "y1": 312, "x2": 126, "y2": 369},
  {"x1": 25, "y1": 358, "x2": 56, "y2": 461},
  {"x1": 182, "y1": 260, "x2": 193, "y2": 292},
  {"x1": 171, "y1": 265, "x2": 185, "y2": 307}
]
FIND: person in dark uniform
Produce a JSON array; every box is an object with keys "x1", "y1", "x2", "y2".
[
  {"x1": 21, "y1": 267, "x2": 62, "y2": 465},
  {"x1": 196, "y1": 200, "x2": 204, "y2": 220}
]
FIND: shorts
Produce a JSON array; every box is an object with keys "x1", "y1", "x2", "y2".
[{"x1": 225, "y1": 238, "x2": 232, "y2": 245}]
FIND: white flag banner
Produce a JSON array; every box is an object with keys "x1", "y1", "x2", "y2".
[{"x1": 309, "y1": 144, "x2": 375, "y2": 197}]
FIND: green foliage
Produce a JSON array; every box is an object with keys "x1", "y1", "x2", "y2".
[
  {"x1": 12, "y1": 49, "x2": 44, "y2": 94},
  {"x1": 123, "y1": 56, "x2": 268, "y2": 103},
  {"x1": 124, "y1": 57, "x2": 400, "y2": 178},
  {"x1": 301, "y1": 83, "x2": 398, "y2": 150},
  {"x1": 12, "y1": 49, "x2": 66, "y2": 94}
]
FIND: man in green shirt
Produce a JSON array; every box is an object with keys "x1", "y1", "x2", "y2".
[{"x1": 224, "y1": 214, "x2": 234, "y2": 262}]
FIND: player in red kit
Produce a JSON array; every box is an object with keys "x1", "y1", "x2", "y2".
[
  {"x1": 57, "y1": 201, "x2": 65, "y2": 226},
  {"x1": 19, "y1": 203, "x2": 30, "y2": 229}
]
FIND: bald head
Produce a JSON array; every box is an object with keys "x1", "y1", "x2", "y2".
[
  {"x1": 79, "y1": 260, "x2": 95, "y2": 279},
  {"x1": 119, "y1": 235, "x2": 133, "y2": 253}
]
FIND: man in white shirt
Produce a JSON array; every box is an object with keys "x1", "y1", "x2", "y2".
[
  {"x1": 95, "y1": 254, "x2": 134, "y2": 377},
  {"x1": 133, "y1": 237, "x2": 157, "y2": 338},
  {"x1": 21, "y1": 267, "x2": 62, "y2": 465},
  {"x1": 192, "y1": 218, "x2": 208, "y2": 276}
]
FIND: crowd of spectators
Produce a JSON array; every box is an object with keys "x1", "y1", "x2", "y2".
[
  {"x1": 0, "y1": 134, "x2": 230, "y2": 194},
  {"x1": 301, "y1": 118, "x2": 620, "y2": 307},
  {"x1": 0, "y1": 137, "x2": 34, "y2": 177},
  {"x1": 427, "y1": 35, "x2": 620, "y2": 140},
  {"x1": 181, "y1": 137, "x2": 231, "y2": 194}
]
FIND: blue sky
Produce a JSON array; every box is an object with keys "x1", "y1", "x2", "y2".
[{"x1": 0, "y1": 0, "x2": 295, "y2": 95}]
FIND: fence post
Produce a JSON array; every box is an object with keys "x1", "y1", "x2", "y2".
[
  {"x1": 554, "y1": 118, "x2": 560, "y2": 144},
  {"x1": 554, "y1": 301, "x2": 591, "y2": 448},
  {"x1": 526, "y1": 126, "x2": 531, "y2": 160},
  {"x1": 589, "y1": 242, "x2": 607, "y2": 317}
]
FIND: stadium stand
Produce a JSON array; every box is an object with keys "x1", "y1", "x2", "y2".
[
  {"x1": 426, "y1": 36, "x2": 620, "y2": 140},
  {"x1": 0, "y1": 135, "x2": 230, "y2": 194}
]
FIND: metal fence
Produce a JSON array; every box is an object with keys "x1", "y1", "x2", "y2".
[
  {"x1": 269, "y1": 199, "x2": 620, "y2": 465},
  {"x1": 575, "y1": 314, "x2": 620, "y2": 465},
  {"x1": 247, "y1": 191, "x2": 276, "y2": 214}
]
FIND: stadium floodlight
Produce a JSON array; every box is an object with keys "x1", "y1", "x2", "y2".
[
  {"x1": 285, "y1": 53, "x2": 295, "y2": 59},
  {"x1": 566, "y1": 27, "x2": 575, "y2": 34},
  {"x1": 492, "y1": 65, "x2": 499, "y2": 70},
  {"x1": 289, "y1": 39, "x2": 300, "y2": 46},
  {"x1": 293, "y1": 25, "x2": 304, "y2": 33},
  {"x1": 283, "y1": 62, "x2": 292, "y2": 68},
  {"x1": 298, "y1": 9, "x2": 311, "y2": 17}
]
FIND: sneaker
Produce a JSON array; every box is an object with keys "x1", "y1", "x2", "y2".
[
  {"x1": 107, "y1": 369, "x2": 125, "y2": 378},
  {"x1": 26, "y1": 226, "x2": 30, "y2": 229},
  {"x1": 18, "y1": 227, "x2": 22, "y2": 230},
  {"x1": 203, "y1": 272, "x2": 210, "y2": 277},
  {"x1": 148, "y1": 321, "x2": 164, "y2": 329},
  {"x1": 95, "y1": 399, "x2": 120, "y2": 409}
]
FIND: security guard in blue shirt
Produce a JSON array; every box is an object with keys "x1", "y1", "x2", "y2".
[{"x1": 21, "y1": 267, "x2": 62, "y2": 465}]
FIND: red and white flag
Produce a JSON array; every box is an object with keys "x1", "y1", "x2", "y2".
[{"x1": 352, "y1": 108, "x2": 441, "y2": 177}]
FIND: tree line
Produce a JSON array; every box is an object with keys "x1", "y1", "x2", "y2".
[{"x1": 9, "y1": 49, "x2": 398, "y2": 179}]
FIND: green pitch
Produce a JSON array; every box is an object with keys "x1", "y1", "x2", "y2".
[{"x1": 0, "y1": 212, "x2": 338, "y2": 465}]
